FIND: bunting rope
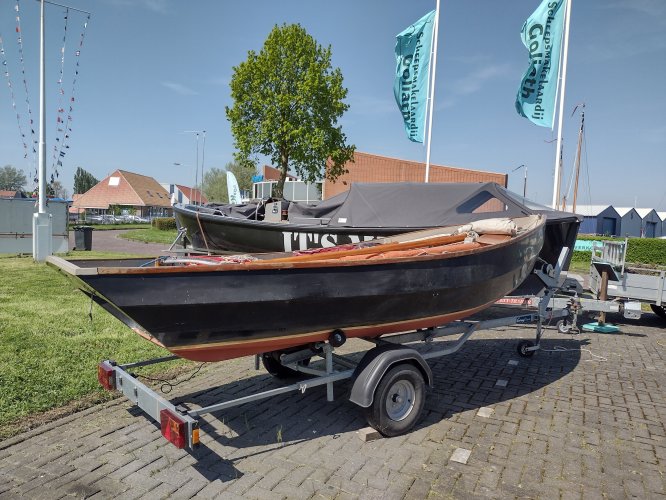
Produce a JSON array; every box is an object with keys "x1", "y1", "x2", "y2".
[
  {"x1": 0, "y1": 33, "x2": 33, "y2": 168},
  {"x1": 1, "y1": 1, "x2": 90, "y2": 194},
  {"x1": 50, "y1": 10, "x2": 91, "y2": 186},
  {"x1": 49, "y1": 7, "x2": 69, "y2": 184},
  {"x1": 14, "y1": 0, "x2": 38, "y2": 183}
]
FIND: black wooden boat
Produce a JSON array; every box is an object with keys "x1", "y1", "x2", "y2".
[
  {"x1": 47, "y1": 215, "x2": 545, "y2": 362},
  {"x1": 173, "y1": 182, "x2": 580, "y2": 282}
]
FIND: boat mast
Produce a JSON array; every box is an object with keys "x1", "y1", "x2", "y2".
[
  {"x1": 551, "y1": 0, "x2": 572, "y2": 209},
  {"x1": 424, "y1": 0, "x2": 440, "y2": 183},
  {"x1": 571, "y1": 104, "x2": 584, "y2": 213}
]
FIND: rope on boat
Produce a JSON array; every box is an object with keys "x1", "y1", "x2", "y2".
[
  {"x1": 136, "y1": 362, "x2": 205, "y2": 394},
  {"x1": 195, "y1": 210, "x2": 211, "y2": 254}
]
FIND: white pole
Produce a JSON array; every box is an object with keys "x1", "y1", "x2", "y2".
[
  {"x1": 424, "y1": 0, "x2": 440, "y2": 183},
  {"x1": 38, "y1": 0, "x2": 46, "y2": 214},
  {"x1": 551, "y1": 0, "x2": 572, "y2": 209},
  {"x1": 200, "y1": 130, "x2": 206, "y2": 205}
]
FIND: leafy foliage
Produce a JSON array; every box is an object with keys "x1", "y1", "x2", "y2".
[
  {"x1": 202, "y1": 161, "x2": 256, "y2": 203},
  {"x1": 151, "y1": 217, "x2": 177, "y2": 231},
  {"x1": 73, "y1": 166, "x2": 99, "y2": 194},
  {"x1": 577, "y1": 237, "x2": 666, "y2": 266},
  {"x1": 0, "y1": 165, "x2": 27, "y2": 191},
  {"x1": 226, "y1": 23, "x2": 355, "y2": 198},
  {"x1": 48, "y1": 180, "x2": 68, "y2": 199},
  {"x1": 202, "y1": 167, "x2": 228, "y2": 203}
]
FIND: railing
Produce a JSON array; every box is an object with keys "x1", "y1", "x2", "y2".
[{"x1": 591, "y1": 238, "x2": 628, "y2": 275}]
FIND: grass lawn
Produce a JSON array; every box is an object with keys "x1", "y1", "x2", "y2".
[
  {"x1": 0, "y1": 254, "x2": 192, "y2": 440},
  {"x1": 118, "y1": 227, "x2": 179, "y2": 245}
]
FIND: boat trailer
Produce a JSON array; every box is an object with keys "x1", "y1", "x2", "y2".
[{"x1": 96, "y1": 251, "x2": 571, "y2": 450}]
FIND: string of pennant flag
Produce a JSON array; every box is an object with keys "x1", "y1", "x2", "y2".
[{"x1": 0, "y1": 0, "x2": 90, "y2": 190}]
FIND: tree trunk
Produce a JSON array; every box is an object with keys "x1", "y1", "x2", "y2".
[{"x1": 274, "y1": 150, "x2": 288, "y2": 199}]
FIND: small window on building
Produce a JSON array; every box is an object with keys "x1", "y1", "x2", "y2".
[{"x1": 108, "y1": 177, "x2": 120, "y2": 186}]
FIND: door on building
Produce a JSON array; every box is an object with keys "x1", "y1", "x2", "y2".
[
  {"x1": 645, "y1": 222, "x2": 656, "y2": 238},
  {"x1": 601, "y1": 217, "x2": 617, "y2": 236}
]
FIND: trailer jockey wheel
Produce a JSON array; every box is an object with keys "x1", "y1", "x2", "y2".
[
  {"x1": 517, "y1": 340, "x2": 536, "y2": 357},
  {"x1": 364, "y1": 364, "x2": 426, "y2": 437},
  {"x1": 261, "y1": 351, "x2": 310, "y2": 379},
  {"x1": 556, "y1": 319, "x2": 572, "y2": 334}
]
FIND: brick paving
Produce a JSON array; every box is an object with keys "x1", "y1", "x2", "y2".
[{"x1": 1, "y1": 308, "x2": 664, "y2": 499}]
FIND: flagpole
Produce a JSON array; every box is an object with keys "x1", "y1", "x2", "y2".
[
  {"x1": 551, "y1": 0, "x2": 572, "y2": 209},
  {"x1": 424, "y1": 0, "x2": 440, "y2": 183}
]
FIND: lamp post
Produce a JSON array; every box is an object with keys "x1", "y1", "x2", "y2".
[
  {"x1": 182, "y1": 130, "x2": 206, "y2": 205},
  {"x1": 512, "y1": 164, "x2": 527, "y2": 202}
]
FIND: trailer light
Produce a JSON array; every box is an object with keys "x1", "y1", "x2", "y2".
[
  {"x1": 97, "y1": 361, "x2": 116, "y2": 391},
  {"x1": 192, "y1": 427, "x2": 200, "y2": 446},
  {"x1": 160, "y1": 409, "x2": 187, "y2": 449}
]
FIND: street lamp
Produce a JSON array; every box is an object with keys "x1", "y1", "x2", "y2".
[
  {"x1": 512, "y1": 164, "x2": 527, "y2": 202},
  {"x1": 182, "y1": 130, "x2": 206, "y2": 206}
]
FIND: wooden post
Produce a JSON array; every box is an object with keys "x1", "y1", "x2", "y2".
[{"x1": 598, "y1": 269, "x2": 609, "y2": 325}]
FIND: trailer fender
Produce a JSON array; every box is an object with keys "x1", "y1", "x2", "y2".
[{"x1": 349, "y1": 344, "x2": 433, "y2": 408}]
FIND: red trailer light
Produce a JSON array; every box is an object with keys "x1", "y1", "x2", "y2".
[
  {"x1": 160, "y1": 409, "x2": 188, "y2": 449},
  {"x1": 97, "y1": 361, "x2": 116, "y2": 391}
]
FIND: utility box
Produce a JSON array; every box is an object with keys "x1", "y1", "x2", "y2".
[
  {"x1": 0, "y1": 198, "x2": 69, "y2": 254},
  {"x1": 264, "y1": 201, "x2": 284, "y2": 223},
  {"x1": 73, "y1": 226, "x2": 93, "y2": 251}
]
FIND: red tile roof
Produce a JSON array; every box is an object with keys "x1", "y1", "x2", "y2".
[
  {"x1": 73, "y1": 170, "x2": 172, "y2": 209},
  {"x1": 175, "y1": 184, "x2": 208, "y2": 205}
]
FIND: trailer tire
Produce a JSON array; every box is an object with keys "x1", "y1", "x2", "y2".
[
  {"x1": 261, "y1": 351, "x2": 310, "y2": 379},
  {"x1": 364, "y1": 364, "x2": 425, "y2": 437},
  {"x1": 650, "y1": 304, "x2": 666, "y2": 320},
  {"x1": 517, "y1": 340, "x2": 536, "y2": 357}
]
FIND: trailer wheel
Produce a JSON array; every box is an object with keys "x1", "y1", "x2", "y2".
[
  {"x1": 364, "y1": 364, "x2": 426, "y2": 437},
  {"x1": 556, "y1": 319, "x2": 571, "y2": 334},
  {"x1": 650, "y1": 304, "x2": 666, "y2": 320},
  {"x1": 517, "y1": 340, "x2": 536, "y2": 357},
  {"x1": 261, "y1": 351, "x2": 310, "y2": 379}
]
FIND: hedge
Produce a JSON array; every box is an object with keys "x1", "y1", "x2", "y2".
[
  {"x1": 151, "y1": 217, "x2": 177, "y2": 231},
  {"x1": 577, "y1": 236, "x2": 666, "y2": 267}
]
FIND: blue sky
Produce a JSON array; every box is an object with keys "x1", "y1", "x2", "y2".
[{"x1": 1, "y1": 0, "x2": 664, "y2": 210}]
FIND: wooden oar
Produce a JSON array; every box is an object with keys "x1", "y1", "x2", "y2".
[{"x1": 267, "y1": 232, "x2": 468, "y2": 263}]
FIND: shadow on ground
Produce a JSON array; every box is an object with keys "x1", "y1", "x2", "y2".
[{"x1": 128, "y1": 327, "x2": 586, "y2": 482}]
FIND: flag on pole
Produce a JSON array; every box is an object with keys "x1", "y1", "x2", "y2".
[
  {"x1": 394, "y1": 10, "x2": 436, "y2": 143},
  {"x1": 515, "y1": 0, "x2": 566, "y2": 128},
  {"x1": 226, "y1": 171, "x2": 241, "y2": 204}
]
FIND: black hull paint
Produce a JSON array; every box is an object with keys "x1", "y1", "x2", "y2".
[{"x1": 72, "y1": 226, "x2": 542, "y2": 358}]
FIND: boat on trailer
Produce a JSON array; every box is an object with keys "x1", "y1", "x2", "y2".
[{"x1": 48, "y1": 215, "x2": 545, "y2": 363}]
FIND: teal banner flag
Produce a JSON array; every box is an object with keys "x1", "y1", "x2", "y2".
[
  {"x1": 515, "y1": 0, "x2": 566, "y2": 128},
  {"x1": 394, "y1": 10, "x2": 436, "y2": 143}
]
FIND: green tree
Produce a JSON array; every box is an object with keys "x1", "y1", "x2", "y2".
[
  {"x1": 0, "y1": 165, "x2": 27, "y2": 191},
  {"x1": 48, "y1": 180, "x2": 69, "y2": 199},
  {"x1": 202, "y1": 161, "x2": 257, "y2": 203},
  {"x1": 73, "y1": 167, "x2": 99, "y2": 194},
  {"x1": 226, "y1": 23, "x2": 355, "y2": 199},
  {"x1": 201, "y1": 167, "x2": 227, "y2": 203}
]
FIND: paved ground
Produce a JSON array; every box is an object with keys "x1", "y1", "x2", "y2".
[
  {"x1": 1, "y1": 307, "x2": 665, "y2": 499},
  {"x1": 68, "y1": 229, "x2": 174, "y2": 256}
]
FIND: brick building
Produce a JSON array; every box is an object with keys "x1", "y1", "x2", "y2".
[
  {"x1": 323, "y1": 151, "x2": 507, "y2": 199},
  {"x1": 258, "y1": 151, "x2": 507, "y2": 201}
]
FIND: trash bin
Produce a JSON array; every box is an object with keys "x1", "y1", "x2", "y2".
[{"x1": 73, "y1": 226, "x2": 93, "y2": 251}]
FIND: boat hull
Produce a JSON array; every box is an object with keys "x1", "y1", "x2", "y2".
[{"x1": 50, "y1": 222, "x2": 544, "y2": 362}]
